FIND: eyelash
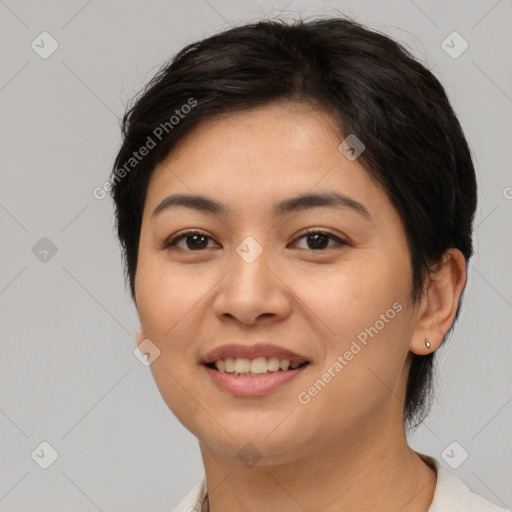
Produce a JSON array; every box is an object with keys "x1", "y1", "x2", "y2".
[{"x1": 163, "y1": 228, "x2": 349, "y2": 252}]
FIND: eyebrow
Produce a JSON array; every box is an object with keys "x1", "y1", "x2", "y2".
[{"x1": 152, "y1": 191, "x2": 371, "y2": 220}]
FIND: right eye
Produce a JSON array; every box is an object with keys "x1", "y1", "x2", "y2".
[{"x1": 164, "y1": 230, "x2": 220, "y2": 251}]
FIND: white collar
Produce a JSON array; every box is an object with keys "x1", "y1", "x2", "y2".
[{"x1": 170, "y1": 455, "x2": 507, "y2": 511}]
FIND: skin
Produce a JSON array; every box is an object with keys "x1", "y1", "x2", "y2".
[{"x1": 134, "y1": 102, "x2": 467, "y2": 512}]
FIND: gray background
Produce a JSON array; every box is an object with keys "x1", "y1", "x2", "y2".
[{"x1": 1, "y1": 0, "x2": 511, "y2": 510}]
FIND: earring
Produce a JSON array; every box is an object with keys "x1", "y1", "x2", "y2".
[{"x1": 425, "y1": 338, "x2": 431, "y2": 349}]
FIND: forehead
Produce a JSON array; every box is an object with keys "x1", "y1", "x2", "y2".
[{"x1": 143, "y1": 102, "x2": 386, "y2": 218}]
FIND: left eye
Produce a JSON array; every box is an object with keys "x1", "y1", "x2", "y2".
[{"x1": 292, "y1": 231, "x2": 346, "y2": 250}]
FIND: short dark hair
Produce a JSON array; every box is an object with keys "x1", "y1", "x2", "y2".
[{"x1": 110, "y1": 17, "x2": 477, "y2": 428}]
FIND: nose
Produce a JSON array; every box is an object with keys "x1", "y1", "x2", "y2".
[{"x1": 212, "y1": 245, "x2": 292, "y2": 326}]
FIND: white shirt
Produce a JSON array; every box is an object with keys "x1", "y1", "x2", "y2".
[{"x1": 167, "y1": 457, "x2": 508, "y2": 512}]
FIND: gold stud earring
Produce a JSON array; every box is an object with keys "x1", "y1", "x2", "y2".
[{"x1": 425, "y1": 338, "x2": 431, "y2": 349}]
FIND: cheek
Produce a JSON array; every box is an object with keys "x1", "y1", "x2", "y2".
[
  {"x1": 135, "y1": 249, "x2": 203, "y2": 341},
  {"x1": 296, "y1": 257, "x2": 413, "y2": 402},
  {"x1": 295, "y1": 256, "x2": 410, "y2": 342},
  {"x1": 135, "y1": 255, "x2": 209, "y2": 429},
  {"x1": 134, "y1": 262, "x2": 196, "y2": 392}
]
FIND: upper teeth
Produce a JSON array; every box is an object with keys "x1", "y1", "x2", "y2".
[{"x1": 215, "y1": 357, "x2": 303, "y2": 374}]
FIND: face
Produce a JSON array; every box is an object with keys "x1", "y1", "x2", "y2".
[{"x1": 135, "y1": 102, "x2": 421, "y2": 465}]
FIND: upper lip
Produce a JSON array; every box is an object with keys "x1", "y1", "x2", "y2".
[{"x1": 202, "y1": 343, "x2": 309, "y2": 365}]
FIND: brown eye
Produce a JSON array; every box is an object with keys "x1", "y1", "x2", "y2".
[
  {"x1": 164, "y1": 231, "x2": 219, "y2": 251},
  {"x1": 293, "y1": 230, "x2": 347, "y2": 250}
]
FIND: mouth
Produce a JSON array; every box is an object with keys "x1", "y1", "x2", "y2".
[
  {"x1": 202, "y1": 359, "x2": 310, "y2": 397},
  {"x1": 204, "y1": 357, "x2": 310, "y2": 377},
  {"x1": 201, "y1": 343, "x2": 311, "y2": 396}
]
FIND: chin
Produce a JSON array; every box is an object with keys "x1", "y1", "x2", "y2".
[{"x1": 193, "y1": 414, "x2": 316, "y2": 465}]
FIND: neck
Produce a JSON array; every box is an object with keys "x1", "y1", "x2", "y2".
[{"x1": 199, "y1": 415, "x2": 436, "y2": 512}]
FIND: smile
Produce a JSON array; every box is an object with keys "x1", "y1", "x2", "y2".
[
  {"x1": 207, "y1": 356, "x2": 309, "y2": 376},
  {"x1": 203, "y1": 356, "x2": 310, "y2": 397}
]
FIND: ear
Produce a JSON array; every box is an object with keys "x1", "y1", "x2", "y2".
[{"x1": 410, "y1": 248, "x2": 467, "y2": 355}]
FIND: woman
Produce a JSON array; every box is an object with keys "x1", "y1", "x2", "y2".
[{"x1": 110, "y1": 17, "x2": 506, "y2": 512}]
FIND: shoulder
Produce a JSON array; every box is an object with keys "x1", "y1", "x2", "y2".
[
  {"x1": 427, "y1": 457, "x2": 508, "y2": 512},
  {"x1": 151, "y1": 477, "x2": 206, "y2": 512},
  {"x1": 169, "y1": 477, "x2": 206, "y2": 512},
  {"x1": 158, "y1": 463, "x2": 509, "y2": 512}
]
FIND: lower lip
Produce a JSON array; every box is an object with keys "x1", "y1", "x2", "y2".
[{"x1": 202, "y1": 364, "x2": 309, "y2": 397}]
